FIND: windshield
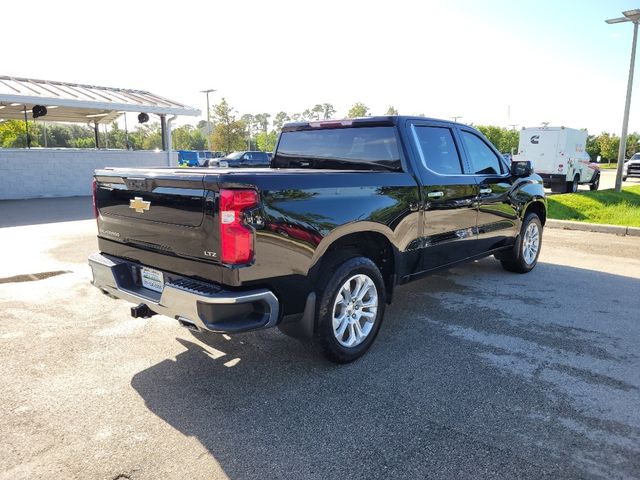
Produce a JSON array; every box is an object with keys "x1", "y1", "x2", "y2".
[
  {"x1": 225, "y1": 151, "x2": 245, "y2": 160},
  {"x1": 631, "y1": 153, "x2": 640, "y2": 160},
  {"x1": 274, "y1": 127, "x2": 401, "y2": 170}
]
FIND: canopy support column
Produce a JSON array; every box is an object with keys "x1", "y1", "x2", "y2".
[
  {"x1": 160, "y1": 114, "x2": 167, "y2": 151},
  {"x1": 93, "y1": 121, "x2": 100, "y2": 149},
  {"x1": 166, "y1": 115, "x2": 176, "y2": 166},
  {"x1": 23, "y1": 106, "x2": 31, "y2": 149}
]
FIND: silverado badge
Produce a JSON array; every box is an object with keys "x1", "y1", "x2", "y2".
[{"x1": 129, "y1": 197, "x2": 151, "y2": 213}]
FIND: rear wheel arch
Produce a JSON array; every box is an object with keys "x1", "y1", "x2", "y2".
[{"x1": 311, "y1": 231, "x2": 396, "y2": 302}]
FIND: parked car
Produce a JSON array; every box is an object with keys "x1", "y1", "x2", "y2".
[
  {"x1": 219, "y1": 151, "x2": 271, "y2": 167},
  {"x1": 514, "y1": 126, "x2": 600, "y2": 192},
  {"x1": 89, "y1": 116, "x2": 546, "y2": 363},
  {"x1": 623, "y1": 153, "x2": 640, "y2": 180},
  {"x1": 178, "y1": 150, "x2": 225, "y2": 167}
]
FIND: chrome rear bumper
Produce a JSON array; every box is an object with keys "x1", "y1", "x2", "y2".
[{"x1": 88, "y1": 252, "x2": 279, "y2": 333}]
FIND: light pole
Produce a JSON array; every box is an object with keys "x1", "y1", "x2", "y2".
[
  {"x1": 200, "y1": 89, "x2": 216, "y2": 151},
  {"x1": 606, "y1": 9, "x2": 640, "y2": 192},
  {"x1": 450, "y1": 116, "x2": 462, "y2": 123}
]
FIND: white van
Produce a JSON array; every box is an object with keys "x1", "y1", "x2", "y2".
[{"x1": 514, "y1": 127, "x2": 600, "y2": 193}]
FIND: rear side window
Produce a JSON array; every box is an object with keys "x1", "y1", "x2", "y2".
[
  {"x1": 274, "y1": 127, "x2": 401, "y2": 170},
  {"x1": 461, "y1": 131, "x2": 503, "y2": 175},
  {"x1": 413, "y1": 126, "x2": 462, "y2": 175}
]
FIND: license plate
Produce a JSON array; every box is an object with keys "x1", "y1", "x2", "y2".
[{"x1": 141, "y1": 267, "x2": 164, "y2": 293}]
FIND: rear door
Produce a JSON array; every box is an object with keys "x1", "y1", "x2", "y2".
[
  {"x1": 457, "y1": 128, "x2": 519, "y2": 254},
  {"x1": 408, "y1": 121, "x2": 479, "y2": 270}
]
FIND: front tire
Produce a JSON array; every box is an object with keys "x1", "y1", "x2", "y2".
[
  {"x1": 313, "y1": 256, "x2": 386, "y2": 363},
  {"x1": 500, "y1": 213, "x2": 543, "y2": 274},
  {"x1": 590, "y1": 174, "x2": 600, "y2": 191}
]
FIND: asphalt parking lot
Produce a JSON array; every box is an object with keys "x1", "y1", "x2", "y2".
[
  {"x1": 1, "y1": 197, "x2": 639, "y2": 480},
  {"x1": 577, "y1": 169, "x2": 636, "y2": 192}
]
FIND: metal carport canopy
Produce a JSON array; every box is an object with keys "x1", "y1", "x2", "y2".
[{"x1": 0, "y1": 75, "x2": 200, "y2": 124}]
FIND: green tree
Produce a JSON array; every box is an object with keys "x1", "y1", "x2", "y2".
[
  {"x1": 70, "y1": 137, "x2": 95, "y2": 149},
  {"x1": 254, "y1": 113, "x2": 271, "y2": 133},
  {"x1": 45, "y1": 124, "x2": 72, "y2": 147},
  {"x1": 475, "y1": 125, "x2": 519, "y2": 153},
  {"x1": 347, "y1": 102, "x2": 369, "y2": 118},
  {"x1": 173, "y1": 125, "x2": 197, "y2": 150},
  {"x1": 189, "y1": 128, "x2": 206, "y2": 150},
  {"x1": 586, "y1": 134, "x2": 600, "y2": 160},
  {"x1": 256, "y1": 131, "x2": 277, "y2": 152},
  {"x1": 212, "y1": 98, "x2": 246, "y2": 152},
  {"x1": 273, "y1": 111, "x2": 290, "y2": 131},
  {"x1": 0, "y1": 120, "x2": 41, "y2": 148},
  {"x1": 476, "y1": 125, "x2": 504, "y2": 149},
  {"x1": 310, "y1": 104, "x2": 323, "y2": 121},
  {"x1": 322, "y1": 103, "x2": 336, "y2": 119},
  {"x1": 625, "y1": 132, "x2": 640, "y2": 158},
  {"x1": 385, "y1": 106, "x2": 399, "y2": 116},
  {"x1": 499, "y1": 129, "x2": 519, "y2": 154},
  {"x1": 107, "y1": 122, "x2": 128, "y2": 149},
  {"x1": 597, "y1": 133, "x2": 620, "y2": 162},
  {"x1": 142, "y1": 131, "x2": 162, "y2": 150}
]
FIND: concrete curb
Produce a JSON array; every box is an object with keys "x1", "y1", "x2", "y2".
[{"x1": 547, "y1": 219, "x2": 640, "y2": 237}]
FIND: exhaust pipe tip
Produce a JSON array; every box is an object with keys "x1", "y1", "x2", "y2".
[
  {"x1": 177, "y1": 317, "x2": 201, "y2": 332},
  {"x1": 131, "y1": 303, "x2": 155, "y2": 319}
]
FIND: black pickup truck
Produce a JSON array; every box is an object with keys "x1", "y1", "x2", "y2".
[{"x1": 89, "y1": 116, "x2": 546, "y2": 363}]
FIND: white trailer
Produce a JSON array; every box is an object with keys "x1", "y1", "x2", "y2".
[{"x1": 514, "y1": 127, "x2": 600, "y2": 193}]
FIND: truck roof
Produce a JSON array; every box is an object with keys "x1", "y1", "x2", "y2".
[
  {"x1": 520, "y1": 126, "x2": 586, "y2": 133},
  {"x1": 282, "y1": 115, "x2": 460, "y2": 132}
]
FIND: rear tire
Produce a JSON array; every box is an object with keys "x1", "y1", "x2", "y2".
[
  {"x1": 500, "y1": 212, "x2": 543, "y2": 274},
  {"x1": 566, "y1": 175, "x2": 579, "y2": 193},
  {"x1": 312, "y1": 256, "x2": 386, "y2": 363}
]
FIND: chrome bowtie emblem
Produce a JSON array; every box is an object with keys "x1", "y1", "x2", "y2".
[{"x1": 129, "y1": 196, "x2": 151, "y2": 213}]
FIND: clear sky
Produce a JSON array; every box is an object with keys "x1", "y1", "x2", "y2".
[{"x1": 4, "y1": 0, "x2": 640, "y2": 134}]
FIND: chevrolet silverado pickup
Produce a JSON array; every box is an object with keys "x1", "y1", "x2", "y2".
[{"x1": 89, "y1": 116, "x2": 546, "y2": 363}]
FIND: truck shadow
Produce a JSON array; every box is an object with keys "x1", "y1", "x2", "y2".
[{"x1": 131, "y1": 259, "x2": 640, "y2": 479}]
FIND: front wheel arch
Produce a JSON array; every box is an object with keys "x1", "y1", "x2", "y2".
[{"x1": 523, "y1": 200, "x2": 546, "y2": 226}]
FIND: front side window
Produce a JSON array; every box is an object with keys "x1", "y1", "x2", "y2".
[
  {"x1": 413, "y1": 126, "x2": 462, "y2": 175},
  {"x1": 225, "y1": 151, "x2": 245, "y2": 160},
  {"x1": 461, "y1": 131, "x2": 503, "y2": 175}
]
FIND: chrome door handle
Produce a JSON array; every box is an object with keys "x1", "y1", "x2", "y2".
[
  {"x1": 479, "y1": 187, "x2": 492, "y2": 195},
  {"x1": 427, "y1": 191, "x2": 444, "y2": 198}
]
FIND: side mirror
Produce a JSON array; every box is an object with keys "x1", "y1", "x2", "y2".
[{"x1": 511, "y1": 160, "x2": 533, "y2": 177}]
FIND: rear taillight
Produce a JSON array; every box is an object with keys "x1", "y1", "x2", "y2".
[
  {"x1": 219, "y1": 189, "x2": 259, "y2": 265},
  {"x1": 92, "y1": 179, "x2": 98, "y2": 222}
]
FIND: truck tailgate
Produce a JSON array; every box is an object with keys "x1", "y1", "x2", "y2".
[{"x1": 94, "y1": 169, "x2": 219, "y2": 268}]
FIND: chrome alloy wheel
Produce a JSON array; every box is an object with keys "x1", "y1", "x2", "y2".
[
  {"x1": 332, "y1": 274, "x2": 378, "y2": 348},
  {"x1": 522, "y1": 222, "x2": 540, "y2": 265}
]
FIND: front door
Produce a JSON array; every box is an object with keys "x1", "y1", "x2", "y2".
[
  {"x1": 458, "y1": 128, "x2": 519, "y2": 254},
  {"x1": 409, "y1": 122, "x2": 479, "y2": 271}
]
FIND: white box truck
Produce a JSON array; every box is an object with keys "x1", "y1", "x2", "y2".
[{"x1": 514, "y1": 127, "x2": 600, "y2": 193}]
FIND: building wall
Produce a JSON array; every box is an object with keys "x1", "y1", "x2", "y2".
[{"x1": 0, "y1": 149, "x2": 177, "y2": 200}]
